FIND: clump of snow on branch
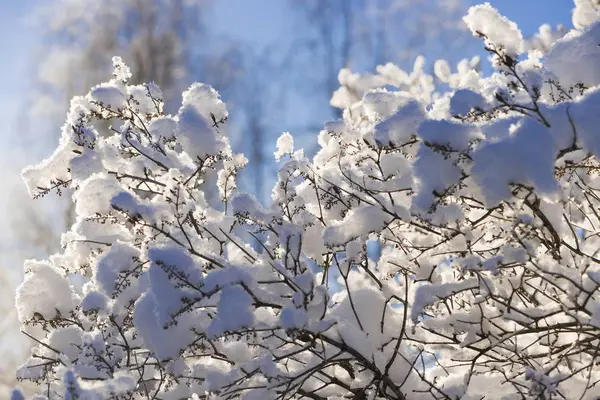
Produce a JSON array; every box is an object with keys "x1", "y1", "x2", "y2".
[
  {"x1": 463, "y1": 3, "x2": 523, "y2": 59},
  {"x1": 573, "y1": 0, "x2": 600, "y2": 29},
  {"x1": 274, "y1": 132, "x2": 294, "y2": 161}
]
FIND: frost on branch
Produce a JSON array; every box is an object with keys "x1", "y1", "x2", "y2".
[{"x1": 13, "y1": 3, "x2": 600, "y2": 400}]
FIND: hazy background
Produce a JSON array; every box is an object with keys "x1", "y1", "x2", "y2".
[{"x1": 0, "y1": 0, "x2": 574, "y2": 395}]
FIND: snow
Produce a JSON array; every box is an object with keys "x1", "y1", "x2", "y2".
[
  {"x1": 590, "y1": 301, "x2": 600, "y2": 328},
  {"x1": 322, "y1": 205, "x2": 394, "y2": 247},
  {"x1": 463, "y1": 3, "x2": 523, "y2": 59},
  {"x1": 16, "y1": 5, "x2": 600, "y2": 398},
  {"x1": 471, "y1": 118, "x2": 559, "y2": 206},
  {"x1": 89, "y1": 82, "x2": 127, "y2": 110},
  {"x1": 412, "y1": 146, "x2": 463, "y2": 211},
  {"x1": 94, "y1": 241, "x2": 141, "y2": 296},
  {"x1": 111, "y1": 56, "x2": 132, "y2": 82},
  {"x1": 21, "y1": 122, "x2": 79, "y2": 197},
  {"x1": 449, "y1": 89, "x2": 487, "y2": 117},
  {"x1": 69, "y1": 150, "x2": 104, "y2": 183},
  {"x1": 16, "y1": 260, "x2": 74, "y2": 321},
  {"x1": 176, "y1": 83, "x2": 228, "y2": 158},
  {"x1": 145, "y1": 246, "x2": 203, "y2": 328},
  {"x1": 525, "y1": 24, "x2": 566, "y2": 53},
  {"x1": 572, "y1": 0, "x2": 600, "y2": 29},
  {"x1": 80, "y1": 288, "x2": 108, "y2": 313},
  {"x1": 274, "y1": 131, "x2": 294, "y2": 161},
  {"x1": 73, "y1": 173, "x2": 123, "y2": 217},
  {"x1": 48, "y1": 327, "x2": 83, "y2": 361},
  {"x1": 418, "y1": 119, "x2": 481, "y2": 150},
  {"x1": 569, "y1": 88, "x2": 600, "y2": 158},
  {"x1": 411, "y1": 279, "x2": 478, "y2": 322},
  {"x1": 434, "y1": 59, "x2": 452, "y2": 83},
  {"x1": 545, "y1": 21, "x2": 600, "y2": 88},
  {"x1": 280, "y1": 304, "x2": 309, "y2": 330},
  {"x1": 373, "y1": 100, "x2": 425, "y2": 146},
  {"x1": 63, "y1": 370, "x2": 137, "y2": 399},
  {"x1": 207, "y1": 284, "x2": 254, "y2": 338},
  {"x1": 133, "y1": 291, "x2": 196, "y2": 361},
  {"x1": 110, "y1": 191, "x2": 158, "y2": 224}
]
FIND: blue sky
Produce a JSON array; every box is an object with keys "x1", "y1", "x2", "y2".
[
  {"x1": 0, "y1": 0, "x2": 39, "y2": 263},
  {"x1": 491, "y1": 1, "x2": 574, "y2": 34},
  {"x1": 0, "y1": 0, "x2": 37, "y2": 143},
  {"x1": 209, "y1": 0, "x2": 575, "y2": 52}
]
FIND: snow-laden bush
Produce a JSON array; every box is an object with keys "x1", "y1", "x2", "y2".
[{"x1": 13, "y1": 4, "x2": 600, "y2": 399}]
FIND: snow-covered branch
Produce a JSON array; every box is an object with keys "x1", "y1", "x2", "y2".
[{"x1": 13, "y1": 3, "x2": 600, "y2": 399}]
